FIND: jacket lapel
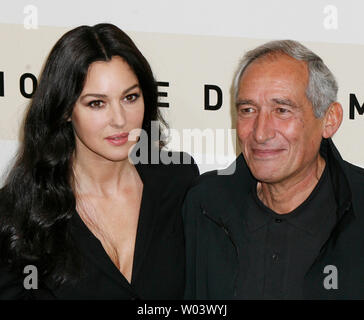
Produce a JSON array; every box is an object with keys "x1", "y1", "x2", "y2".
[
  {"x1": 70, "y1": 211, "x2": 137, "y2": 294},
  {"x1": 201, "y1": 154, "x2": 255, "y2": 248},
  {"x1": 213, "y1": 154, "x2": 255, "y2": 227},
  {"x1": 131, "y1": 162, "x2": 163, "y2": 284}
]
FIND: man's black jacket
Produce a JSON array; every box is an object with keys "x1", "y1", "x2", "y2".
[{"x1": 183, "y1": 138, "x2": 364, "y2": 299}]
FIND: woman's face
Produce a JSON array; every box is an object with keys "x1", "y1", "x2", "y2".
[{"x1": 71, "y1": 56, "x2": 144, "y2": 163}]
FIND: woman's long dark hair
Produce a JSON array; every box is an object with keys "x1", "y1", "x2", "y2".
[{"x1": 0, "y1": 23, "x2": 166, "y2": 286}]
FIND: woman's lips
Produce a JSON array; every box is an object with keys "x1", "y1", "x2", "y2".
[{"x1": 105, "y1": 133, "x2": 129, "y2": 146}]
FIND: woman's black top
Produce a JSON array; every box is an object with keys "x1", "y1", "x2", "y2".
[{"x1": 0, "y1": 152, "x2": 199, "y2": 300}]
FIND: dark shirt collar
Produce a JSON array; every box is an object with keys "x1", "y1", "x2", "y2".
[{"x1": 244, "y1": 158, "x2": 337, "y2": 236}]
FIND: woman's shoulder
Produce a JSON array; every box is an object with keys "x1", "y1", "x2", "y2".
[
  {"x1": 156, "y1": 150, "x2": 199, "y2": 177},
  {"x1": 135, "y1": 150, "x2": 199, "y2": 187}
]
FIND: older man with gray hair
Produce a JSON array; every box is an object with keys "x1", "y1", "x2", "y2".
[{"x1": 183, "y1": 40, "x2": 364, "y2": 299}]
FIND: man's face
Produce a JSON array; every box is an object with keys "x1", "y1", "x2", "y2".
[{"x1": 236, "y1": 53, "x2": 325, "y2": 184}]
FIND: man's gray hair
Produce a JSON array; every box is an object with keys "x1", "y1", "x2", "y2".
[{"x1": 233, "y1": 40, "x2": 338, "y2": 118}]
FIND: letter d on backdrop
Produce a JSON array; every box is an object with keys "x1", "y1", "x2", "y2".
[{"x1": 204, "y1": 84, "x2": 222, "y2": 111}]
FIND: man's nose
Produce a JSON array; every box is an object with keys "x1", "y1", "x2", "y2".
[
  {"x1": 109, "y1": 102, "x2": 126, "y2": 128},
  {"x1": 253, "y1": 111, "x2": 275, "y2": 143}
]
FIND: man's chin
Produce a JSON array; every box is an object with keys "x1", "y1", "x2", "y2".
[{"x1": 249, "y1": 167, "x2": 284, "y2": 184}]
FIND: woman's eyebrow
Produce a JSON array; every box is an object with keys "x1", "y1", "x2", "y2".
[
  {"x1": 79, "y1": 84, "x2": 140, "y2": 100},
  {"x1": 80, "y1": 93, "x2": 107, "y2": 100},
  {"x1": 122, "y1": 83, "x2": 140, "y2": 95}
]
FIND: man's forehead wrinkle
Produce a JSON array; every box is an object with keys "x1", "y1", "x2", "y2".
[{"x1": 272, "y1": 98, "x2": 299, "y2": 108}]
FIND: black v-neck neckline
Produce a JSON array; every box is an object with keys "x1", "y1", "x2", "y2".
[{"x1": 70, "y1": 162, "x2": 163, "y2": 292}]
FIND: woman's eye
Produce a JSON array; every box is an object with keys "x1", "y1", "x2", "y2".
[
  {"x1": 123, "y1": 93, "x2": 140, "y2": 103},
  {"x1": 88, "y1": 100, "x2": 104, "y2": 109}
]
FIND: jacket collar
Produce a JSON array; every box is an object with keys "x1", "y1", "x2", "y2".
[{"x1": 321, "y1": 138, "x2": 353, "y2": 218}]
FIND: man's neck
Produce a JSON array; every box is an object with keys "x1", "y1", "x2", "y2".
[{"x1": 257, "y1": 156, "x2": 326, "y2": 214}]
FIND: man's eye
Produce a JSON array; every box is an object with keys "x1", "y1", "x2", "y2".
[
  {"x1": 123, "y1": 93, "x2": 140, "y2": 103},
  {"x1": 88, "y1": 100, "x2": 104, "y2": 108},
  {"x1": 238, "y1": 106, "x2": 253, "y2": 112},
  {"x1": 276, "y1": 107, "x2": 290, "y2": 113}
]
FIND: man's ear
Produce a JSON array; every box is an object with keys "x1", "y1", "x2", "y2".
[{"x1": 322, "y1": 102, "x2": 343, "y2": 138}]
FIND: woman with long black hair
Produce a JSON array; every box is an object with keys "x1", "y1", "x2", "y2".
[{"x1": 0, "y1": 23, "x2": 198, "y2": 299}]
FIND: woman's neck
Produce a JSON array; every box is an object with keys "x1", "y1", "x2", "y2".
[{"x1": 72, "y1": 154, "x2": 137, "y2": 197}]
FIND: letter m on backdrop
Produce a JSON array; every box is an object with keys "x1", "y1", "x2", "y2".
[{"x1": 349, "y1": 94, "x2": 364, "y2": 119}]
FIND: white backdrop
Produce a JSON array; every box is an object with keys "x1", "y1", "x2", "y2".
[{"x1": 1, "y1": 0, "x2": 363, "y2": 181}]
